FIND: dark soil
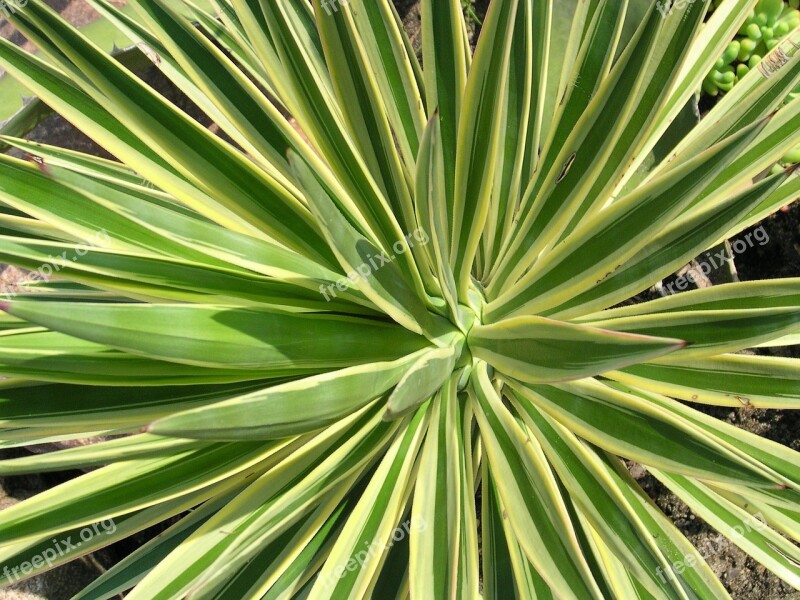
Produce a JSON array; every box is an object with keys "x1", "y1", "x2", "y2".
[
  {"x1": 627, "y1": 183, "x2": 800, "y2": 600},
  {"x1": 735, "y1": 202, "x2": 800, "y2": 282},
  {"x1": 637, "y1": 196, "x2": 800, "y2": 600}
]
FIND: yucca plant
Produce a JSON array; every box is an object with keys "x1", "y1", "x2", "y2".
[{"x1": 0, "y1": 0, "x2": 799, "y2": 597}]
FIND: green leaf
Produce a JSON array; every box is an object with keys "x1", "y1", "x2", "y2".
[
  {"x1": 481, "y1": 460, "x2": 553, "y2": 599},
  {"x1": 0, "y1": 149, "x2": 362, "y2": 299},
  {"x1": 0, "y1": 483, "x2": 239, "y2": 589},
  {"x1": 450, "y1": 0, "x2": 520, "y2": 296},
  {"x1": 347, "y1": 0, "x2": 426, "y2": 173},
  {"x1": 289, "y1": 150, "x2": 441, "y2": 337},
  {"x1": 470, "y1": 362, "x2": 604, "y2": 600},
  {"x1": 0, "y1": 434, "x2": 203, "y2": 475},
  {"x1": 0, "y1": 329, "x2": 274, "y2": 385},
  {"x1": 506, "y1": 378, "x2": 784, "y2": 488},
  {"x1": 653, "y1": 471, "x2": 800, "y2": 589},
  {"x1": 585, "y1": 307, "x2": 800, "y2": 360},
  {"x1": 2, "y1": 301, "x2": 429, "y2": 370},
  {"x1": 0, "y1": 34, "x2": 273, "y2": 240},
  {"x1": 542, "y1": 171, "x2": 791, "y2": 320},
  {"x1": 384, "y1": 345, "x2": 460, "y2": 420},
  {"x1": 311, "y1": 0, "x2": 416, "y2": 234},
  {"x1": 71, "y1": 491, "x2": 231, "y2": 600},
  {"x1": 0, "y1": 380, "x2": 276, "y2": 431},
  {"x1": 410, "y1": 376, "x2": 479, "y2": 598},
  {"x1": 149, "y1": 351, "x2": 427, "y2": 439},
  {"x1": 486, "y1": 114, "x2": 774, "y2": 320},
  {"x1": 489, "y1": 0, "x2": 712, "y2": 293},
  {"x1": 662, "y1": 28, "x2": 800, "y2": 169},
  {"x1": 415, "y1": 112, "x2": 456, "y2": 316},
  {"x1": 597, "y1": 452, "x2": 733, "y2": 600},
  {"x1": 515, "y1": 403, "x2": 688, "y2": 600},
  {"x1": 123, "y1": 406, "x2": 393, "y2": 599},
  {"x1": 485, "y1": 0, "x2": 556, "y2": 268},
  {"x1": 258, "y1": 0, "x2": 424, "y2": 280},
  {"x1": 0, "y1": 441, "x2": 279, "y2": 544},
  {"x1": 607, "y1": 380, "x2": 800, "y2": 489},
  {"x1": 491, "y1": 0, "x2": 625, "y2": 270},
  {"x1": 468, "y1": 315, "x2": 685, "y2": 383},
  {"x1": 8, "y1": 1, "x2": 331, "y2": 260},
  {"x1": 616, "y1": 0, "x2": 758, "y2": 194},
  {"x1": 0, "y1": 235, "x2": 349, "y2": 312},
  {"x1": 87, "y1": 0, "x2": 292, "y2": 178},
  {"x1": 421, "y1": 0, "x2": 469, "y2": 212},
  {"x1": 308, "y1": 408, "x2": 429, "y2": 600},
  {"x1": 1, "y1": 0, "x2": 798, "y2": 595},
  {"x1": 608, "y1": 353, "x2": 800, "y2": 409}
]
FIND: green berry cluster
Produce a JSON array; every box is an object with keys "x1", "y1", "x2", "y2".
[
  {"x1": 704, "y1": 0, "x2": 799, "y2": 96},
  {"x1": 703, "y1": 0, "x2": 799, "y2": 169}
]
